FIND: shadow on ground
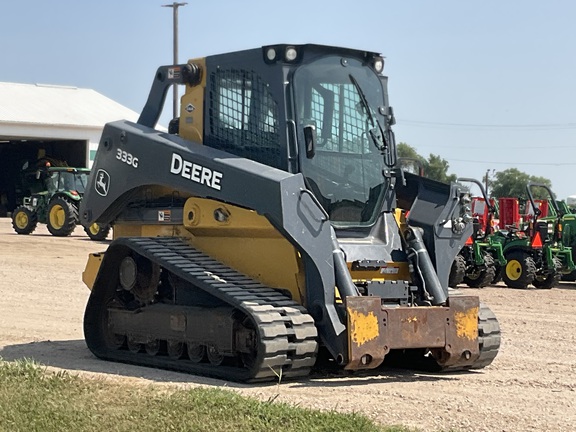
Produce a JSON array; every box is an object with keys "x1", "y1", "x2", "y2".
[{"x1": 0, "y1": 339, "x2": 465, "y2": 389}]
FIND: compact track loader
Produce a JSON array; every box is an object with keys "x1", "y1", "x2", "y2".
[{"x1": 80, "y1": 44, "x2": 500, "y2": 382}]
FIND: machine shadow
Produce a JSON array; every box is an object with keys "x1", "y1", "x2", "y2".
[{"x1": 0, "y1": 339, "x2": 464, "y2": 389}]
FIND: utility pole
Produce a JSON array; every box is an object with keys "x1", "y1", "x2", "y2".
[
  {"x1": 162, "y1": 2, "x2": 187, "y2": 119},
  {"x1": 485, "y1": 169, "x2": 495, "y2": 195}
]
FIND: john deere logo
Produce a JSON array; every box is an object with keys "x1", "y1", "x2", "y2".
[{"x1": 95, "y1": 169, "x2": 110, "y2": 197}]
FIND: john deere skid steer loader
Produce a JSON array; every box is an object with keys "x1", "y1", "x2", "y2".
[{"x1": 80, "y1": 44, "x2": 500, "y2": 382}]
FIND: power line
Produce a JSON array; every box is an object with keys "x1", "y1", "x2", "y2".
[
  {"x1": 414, "y1": 143, "x2": 574, "y2": 150},
  {"x1": 448, "y1": 158, "x2": 576, "y2": 166},
  {"x1": 397, "y1": 119, "x2": 576, "y2": 130}
]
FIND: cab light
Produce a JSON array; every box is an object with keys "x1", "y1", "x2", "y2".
[
  {"x1": 285, "y1": 46, "x2": 298, "y2": 62},
  {"x1": 373, "y1": 57, "x2": 384, "y2": 73},
  {"x1": 266, "y1": 48, "x2": 277, "y2": 61}
]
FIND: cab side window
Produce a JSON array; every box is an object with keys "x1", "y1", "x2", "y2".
[{"x1": 205, "y1": 69, "x2": 281, "y2": 169}]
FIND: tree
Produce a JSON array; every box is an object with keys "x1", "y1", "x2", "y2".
[
  {"x1": 397, "y1": 142, "x2": 426, "y2": 163},
  {"x1": 397, "y1": 142, "x2": 426, "y2": 175},
  {"x1": 426, "y1": 154, "x2": 457, "y2": 183},
  {"x1": 397, "y1": 142, "x2": 457, "y2": 183},
  {"x1": 490, "y1": 168, "x2": 552, "y2": 200}
]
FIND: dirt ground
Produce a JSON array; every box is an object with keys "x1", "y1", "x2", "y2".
[{"x1": 0, "y1": 218, "x2": 574, "y2": 432}]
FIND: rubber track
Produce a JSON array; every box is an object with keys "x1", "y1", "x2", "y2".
[
  {"x1": 471, "y1": 303, "x2": 501, "y2": 369},
  {"x1": 441, "y1": 302, "x2": 501, "y2": 371},
  {"x1": 87, "y1": 237, "x2": 318, "y2": 382}
]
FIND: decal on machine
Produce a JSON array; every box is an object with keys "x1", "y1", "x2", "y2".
[
  {"x1": 380, "y1": 266, "x2": 399, "y2": 274},
  {"x1": 170, "y1": 153, "x2": 223, "y2": 191},
  {"x1": 116, "y1": 149, "x2": 139, "y2": 168},
  {"x1": 95, "y1": 169, "x2": 110, "y2": 197},
  {"x1": 168, "y1": 66, "x2": 181, "y2": 80},
  {"x1": 158, "y1": 210, "x2": 171, "y2": 222}
]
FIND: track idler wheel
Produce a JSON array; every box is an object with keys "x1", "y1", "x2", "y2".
[
  {"x1": 119, "y1": 256, "x2": 137, "y2": 290},
  {"x1": 207, "y1": 345, "x2": 225, "y2": 366},
  {"x1": 145, "y1": 340, "x2": 161, "y2": 356},
  {"x1": 118, "y1": 255, "x2": 160, "y2": 304},
  {"x1": 187, "y1": 344, "x2": 206, "y2": 363},
  {"x1": 167, "y1": 340, "x2": 185, "y2": 359},
  {"x1": 127, "y1": 336, "x2": 143, "y2": 353},
  {"x1": 237, "y1": 315, "x2": 258, "y2": 369},
  {"x1": 106, "y1": 330, "x2": 126, "y2": 350}
]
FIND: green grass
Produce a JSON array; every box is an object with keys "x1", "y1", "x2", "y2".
[{"x1": 0, "y1": 359, "x2": 414, "y2": 432}]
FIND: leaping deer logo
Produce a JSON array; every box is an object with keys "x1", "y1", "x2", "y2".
[{"x1": 95, "y1": 169, "x2": 110, "y2": 196}]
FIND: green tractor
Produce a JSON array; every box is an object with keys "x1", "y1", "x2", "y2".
[
  {"x1": 448, "y1": 178, "x2": 506, "y2": 288},
  {"x1": 490, "y1": 183, "x2": 574, "y2": 289},
  {"x1": 537, "y1": 192, "x2": 576, "y2": 282},
  {"x1": 11, "y1": 162, "x2": 110, "y2": 240}
]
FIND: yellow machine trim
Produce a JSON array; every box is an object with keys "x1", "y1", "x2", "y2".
[
  {"x1": 394, "y1": 208, "x2": 407, "y2": 230},
  {"x1": 345, "y1": 297, "x2": 387, "y2": 370},
  {"x1": 454, "y1": 306, "x2": 479, "y2": 341},
  {"x1": 348, "y1": 309, "x2": 379, "y2": 345},
  {"x1": 182, "y1": 197, "x2": 306, "y2": 304},
  {"x1": 349, "y1": 262, "x2": 411, "y2": 282},
  {"x1": 83, "y1": 252, "x2": 104, "y2": 290},
  {"x1": 113, "y1": 224, "x2": 186, "y2": 238},
  {"x1": 179, "y1": 57, "x2": 206, "y2": 143},
  {"x1": 348, "y1": 210, "x2": 411, "y2": 282},
  {"x1": 112, "y1": 197, "x2": 306, "y2": 304},
  {"x1": 183, "y1": 197, "x2": 284, "y2": 238}
]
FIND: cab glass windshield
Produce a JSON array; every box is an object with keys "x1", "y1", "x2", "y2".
[
  {"x1": 49, "y1": 171, "x2": 89, "y2": 193},
  {"x1": 293, "y1": 56, "x2": 388, "y2": 226}
]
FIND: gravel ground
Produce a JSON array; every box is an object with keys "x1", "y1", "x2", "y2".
[{"x1": 0, "y1": 218, "x2": 574, "y2": 431}]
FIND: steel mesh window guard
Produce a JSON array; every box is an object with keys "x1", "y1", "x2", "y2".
[{"x1": 207, "y1": 69, "x2": 281, "y2": 168}]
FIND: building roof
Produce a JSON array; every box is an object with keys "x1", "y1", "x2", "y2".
[{"x1": 0, "y1": 82, "x2": 139, "y2": 128}]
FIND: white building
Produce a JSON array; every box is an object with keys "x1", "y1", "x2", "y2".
[{"x1": 0, "y1": 82, "x2": 139, "y2": 216}]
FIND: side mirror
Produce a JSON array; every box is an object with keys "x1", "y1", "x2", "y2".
[
  {"x1": 304, "y1": 124, "x2": 317, "y2": 159},
  {"x1": 388, "y1": 106, "x2": 396, "y2": 126}
]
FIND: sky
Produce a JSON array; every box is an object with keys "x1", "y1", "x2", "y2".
[{"x1": 3, "y1": 1, "x2": 576, "y2": 199}]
